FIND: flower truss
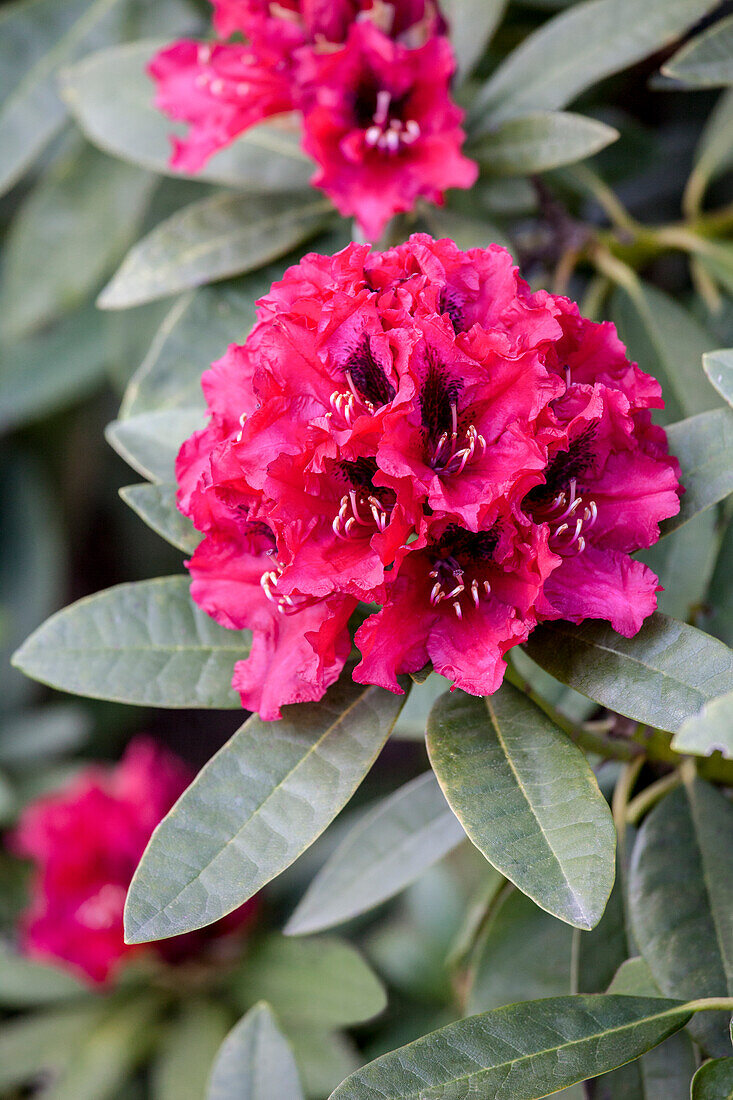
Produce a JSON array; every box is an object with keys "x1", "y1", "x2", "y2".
[
  {"x1": 10, "y1": 739, "x2": 258, "y2": 983},
  {"x1": 175, "y1": 234, "x2": 682, "y2": 721},
  {"x1": 149, "y1": 0, "x2": 477, "y2": 238}
]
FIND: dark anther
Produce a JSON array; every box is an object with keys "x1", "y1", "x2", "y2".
[
  {"x1": 339, "y1": 457, "x2": 379, "y2": 490},
  {"x1": 419, "y1": 349, "x2": 463, "y2": 444},
  {"x1": 525, "y1": 425, "x2": 597, "y2": 505},
  {"x1": 436, "y1": 524, "x2": 499, "y2": 562},
  {"x1": 344, "y1": 336, "x2": 396, "y2": 408},
  {"x1": 439, "y1": 288, "x2": 465, "y2": 333}
]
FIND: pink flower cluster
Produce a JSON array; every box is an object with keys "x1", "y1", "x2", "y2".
[
  {"x1": 149, "y1": 1, "x2": 477, "y2": 239},
  {"x1": 10, "y1": 739, "x2": 258, "y2": 984},
  {"x1": 176, "y1": 235, "x2": 682, "y2": 721}
]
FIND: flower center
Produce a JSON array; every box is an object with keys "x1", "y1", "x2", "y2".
[
  {"x1": 261, "y1": 562, "x2": 315, "y2": 614},
  {"x1": 333, "y1": 489, "x2": 390, "y2": 539},
  {"x1": 428, "y1": 527, "x2": 499, "y2": 619},
  {"x1": 363, "y1": 90, "x2": 421, "y2": 152},
  {"x1": 428, "y1": 555, "x2": 491, "y2": 620},
  {"x1": 428, "y1": 402, "x2": 487, "y2": 476},
  {"x1": 531, "y1": 477, "x2": 597, "y2": 556}
]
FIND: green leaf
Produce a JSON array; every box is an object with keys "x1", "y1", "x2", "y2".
[
  {"x1": 610, "y1": 282, "x2": 720, "y2": 423},
  {"x1": 524, "y1": 613, "x2": 733, "y2": 734},
  {"x1": 45, "y1": 994, "x2": 163, "y2": 1100},
  {"x1": 208, "y1": 1003, "x2": 304, "y2": 1100},
  {"x1": 12, "y1": 576, "x2": 250, "y2": 708},
  {"x1": 439, "y1": 0, "x2": 507, "y2": 81},
  {"x1": 0, "y1": 139, "x2": 154, "y2": 341},
  {"x1": 686, "y1": 88, "x2": 733, "y2": 214},
  {"x1": 124, "y1": 677, "x2": 407, "y2": 942},
  {"x1": 151, "y1": 1000, "x2": 231, "y2": 1100},
  {"x1": 285, "y1": 771, "x2": 465, "y2": 935},
  {"x1": 704, "y1": 349, "x2": 733, "y2": 408},
  {"x1": 98, "y1": 190, "x2": 333, "y2": 309},
  {"x1": 471, "y1": 111, "x2": 618, "y2": 174},
  {"x1": 0, "y1": 947, "x2": 86, "y2": 1007},
  {"x1": 61, "y1": 40, "x2": 313, "y2": 190},
  {"x1": 235, "y1": 936, "x2": 386, "y2": 1027},
  {"x1": 692, "y1": 1058, "x2": 733, "y2": 1099},
  {"x1": 639, "y1": 507, "x2": 718, "y2": 620},
  {"x1": 0, "y1": 1003, "x2": 103, "y2": 1091},
  {"x1": 608, "y1": 958, "x2": 661, "y2": 997},
  {"x1": 709, "y1": 515, "x2": 733, "y2": 648},
  {"x1": 0, "y1": 0, "x2": 126, "y2": 196},
  {"x1": 470, "y1": 0, "x2": 718, "y2": 127},
  {"x1": 629, "y1": 778, "x2": 733, "y2": 1057},
  {"x1": 106, "y1": 408, "x2": 204, "y2": 482},
  {"x1": 0, "y1": 305, "x2": 110, "y2": 433},
  {"x1": 120, "y1": 483, "x2": 201, "y2": 554},
  {"x1": 572, "y1": 859, "x2": 629, "y2": 995},
  {"x1": 661, "y1": 408, "x2": 733, "y2": 535},
  {"x1": 421, "y1": 208, "x2": 512, "y2": 253},
  {"x1": 328, "y1": 995, "x2": 693, "y2": 1100},
  {"x1": 467, "y1": 889, "x2": 574, "y2": 1013},
  {"x1": 284, "y1": 1028, "x2": 359, "y2": 1100},
  {"x1": 120, "y1": 282, "x2": 258, "y2": 419},
  {"x1": 426, "y1": 684, "x2": 616, "y2": 930},
  {"x1": 664, "y1": 14, "x2": 733, "y2": 87},
  {"x1": 0, "y1": 703, "x2": 90, "y2": 766},
  {"x1": 671, "y1": 691, "x2": 733, "y2": 759}
]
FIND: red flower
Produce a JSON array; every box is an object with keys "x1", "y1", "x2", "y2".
[
  {"x1": 299, "y1": 21, "x2": 477, "y2": 240},
  {"x1": 175, "y1": 235, "x2": 681, "y2": 718},
  {"x1": 10, "y1": 739, "x2": 258, "y2": 984},
  {"x1": 148, "y1": 1, "x2": 472, "y2": 235}
]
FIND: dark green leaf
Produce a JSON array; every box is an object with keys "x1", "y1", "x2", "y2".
[
  {"x1": 0, "y1": 1003, "x2": 104, "y2": 1091},
  {"x1": 235, "y1": 936, "x2": 386, "y2": 1027},
  {"x1": 151, "y1": 1000, "x2": 231, "y2": 1100},
  {"x1": 0, "y1": 139, "x2": 154, "y2": 340},
  {"x1": 120, "y1": 483, "x2": 201, "y2": 554},
  {"x1": 98, "y1": 190, "x2": 333, "y2": 309},
  {"x1": 124, "y1": 678, "x2": 406, "y2": 942},
  {"x1": 61, "y1": 41, "x2": 313, "y2": 190},
  {"x1": 639, "y1": 507, "x2": 718, "y2": 619},
  {"x1": 470, "y1": 0, "x2": 718, "y2": 127},
  {"x1": 439, "y1": 0, "x2": 507, "y2": 81},
  {"x1": 608, "y1": 958, "x2": 661, "y2": 997},
  {"x1": 329, "y1": 995, "x2": 692, "y2": 1100},
  {"x1": 692, "y1": 1058, "x2": 733, "y2": 1099},
  {"x1": 426, "y1": 684, "x2": 616, "y2": 929},
  {"x1": 661, "y1": 409, "x2": 733, "y2": 535},
  {"x1": 106, "y1": 408, "x2": 204, "y2": 482},
  {"x1": 285, "y1": 772, "x2": 465, "y2": 935},
  {"x1": 12, "y1": 576, "x2": 249, "y2": 708},
  {"x1": 524, "y1": 613, "x2": 733, "y2": 733},
  {"x1": 704, "y1": 349, "x2": 733, "y2": 408},
  {"x1": 208, "y1": 1003, "x2": 304, "y2": 1100},
  {"x1": 686, "y1": 89, "x2": 733, "y2": 214},
  {"x1": 467, "y1": 889, "x2": 573, "y2": 1013},
  {"x1": 0, "y1": 704, "x2": 90, "y2": 766},
  {"x1": 472, "y1": 111, "x2": 618, "y2": 174},
  {"x1": 0, "y1": 948, "x2": 86, "y2": 1007},
  {"x1": 664, "y1": 14, "x2": 733, "y2": 87},
  {"x1": 629, "y1": 778, "x2": 733, "y2": 1056}
]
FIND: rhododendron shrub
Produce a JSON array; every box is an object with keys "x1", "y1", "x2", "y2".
[
  {"x1": 149, "y1": 0, "x2": 476, "y2": 237},
  {"x1": 10, "y1": 738, "x2": 258, "y2": 984},
  {"x1": 176, "y1": 235, "x2": 681, "y2": 720}
]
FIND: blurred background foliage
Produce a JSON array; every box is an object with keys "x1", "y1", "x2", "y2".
[{"x1": 0, "y1": 0, "x2": 732, "y2": 1097}]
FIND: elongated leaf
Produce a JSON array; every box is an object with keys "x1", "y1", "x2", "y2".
[
  {"x1": 0, "y1": 0, "x2": 125, "y2": 195},
  {"x1": 125, "y1": 678, "x2": 406, "y2": 942},
  {"x1": 472, "y1": 111, "x2": 618, "y2": 174},
  {"x1": 0, "y1": 140, "x2": 154, "y2": 340},
  {"x1": 329, "y1": 995, "x2": 692, "y2": 1100},
  {"x1": 99, "y1": 190, "x2": 332, "y2": 309},
  {"x1": 686, "y1": 88, "x2": 733, "y2": 214},
  {"x1": 120, "y1": 483, "x2": 200, "y2": 554},
  {"x1": 468, "y1": 889, "x2": 574, "y2": 1013},
  {"x1": 47, "y1": 994, "x2": 163, "y2": 1100},
  {"x1": 0, "y1": 1003, "x2": 103, "y2": 1091},
  {"x1": 285, "y1": 772, "x2": 465, "y2": 935},
  {"x1": 61, "y1": 40, "x2": 312, "y2": 190},
  {"x1": 629, "y1": 778, "x2": 733, "y2": 1057},
  {"x1": 471, "y1": 0, "x2": 717, "y2": 127},
  {"x1": 12, "y1": 576, "x2": 249, "y2": 708},
  {"x1": 440, "y1": 0, "x2": 507, "y2": 81},
  {"x1": 0, "y1": 948, "x2": 85, "y2": 1007},
  {"x1": 152, "y1": 1000, "x2": 231, "y2": 1100},
  {"x1": 610, "y1": 282, "x2": 720, "y2": 423},
  {"x1": 664, "y1": 14, "x2": 733, "y2": 87},
  {"x1": 639, "y1": 508, "x2": 718, "y2": 621},
  {"x1": 525, "y1": 614, "x2": 733, "y2": 733},
  {"x1": 661, "y1": 408, "x2": 733, "y2": 534},
  {"x1": 426, "y1": 684, "x2": 615, "y2": 929},
  {"x1": 704, "y1": 349, "x2": 733, "y2": 408},
  {"x1": 0, "y1": 703, "x2": 90, "y2": 766},
  {"x1": 208, "y1": 1003, "x2": 303, "y2": 1100},
  {"x1": 692, "y1": 1058, "x2": 733, "y2": 1099},
  {"x1": 671, "y1": 691, "x2": 733, "y2": 759},
  {"x1": 422, "y1": 207, "x2": 512, "y2": 252},
  {"x1": 106, "y1": 408, "x2": 204, "y2": 482},
  {"x1": 608, "y1": 958, "x2": 661, "y2": 997},
  {"x1": 0, "y1": 306, "x2": 109, "y2": 433},
  {"x1": 284, "y1": 1028, "x2": 359, "y2": 1100},
  {"x1": 235, "y1": 936, "x2": 386, "y2": 1027}
]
